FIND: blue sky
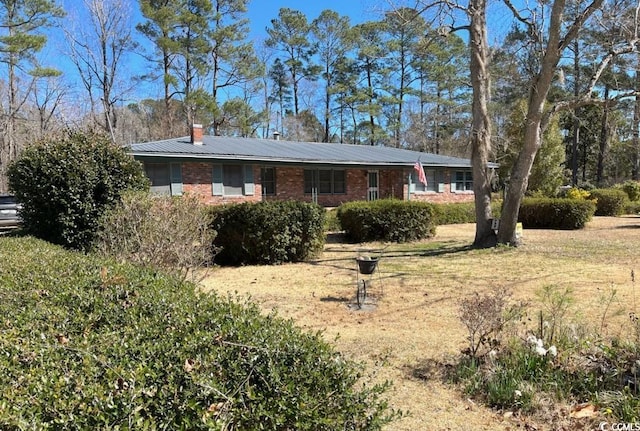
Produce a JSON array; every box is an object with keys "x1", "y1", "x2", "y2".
[{"x1": 245, "y1": 0, "x2": 385, "y2": 40}]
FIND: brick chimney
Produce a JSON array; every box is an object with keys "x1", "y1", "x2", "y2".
[{"x1": 191, "y1": 123, "x2": 203, "y2": 145}]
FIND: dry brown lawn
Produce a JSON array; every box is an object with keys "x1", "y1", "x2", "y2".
[{"x1": 201, "y1": 216, "x2": 640, "y2": 430}]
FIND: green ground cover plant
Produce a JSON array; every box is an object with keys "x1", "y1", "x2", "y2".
[
  {"x1": 0, "y1": 236, "x2": 397, "y2": 430},
  {"x1": 453, "y1": 285, "x2": 640, "y2": 421}
]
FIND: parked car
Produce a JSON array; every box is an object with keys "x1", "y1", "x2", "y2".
[{"x1": 0, "y1": 195, "x2": 21, "y2": 229}]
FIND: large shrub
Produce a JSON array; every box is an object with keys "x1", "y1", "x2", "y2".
[
  {"x1": 7, "y1": 131, "x2": 147, "y2": 250},
  {"x1": 621, "y1": 180, "x2": 640, "y2": 202},
  {"x1": 337, "y1": 199, "x2": 436, "y2": 243},
  {"x1": 94, "y1": 191, "x2": 215, "y2": 280},
  {"x1": 518, "y1": 198, "x2": 595, "y2": 229},
  {"x1": 0, "y1": 237, "x2": 396, "y2": 429},
  {"x1": 589, "y1": 188, "x2": 628, "y2": 216},
  {"x1": 211, "y1": 200, "x2": 325, "y2": 266}
]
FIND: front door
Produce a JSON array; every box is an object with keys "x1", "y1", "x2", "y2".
[{"x1": 367, "y1": 171, "x2": 379, "y2": 201}]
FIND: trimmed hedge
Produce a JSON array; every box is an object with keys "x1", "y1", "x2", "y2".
[
  {"x1": 518, "y1": 198, "x2": 595, "y2": 229},
  {"x1": 431, "y1": 201, "x2": 503, "y2": 225},
  {"x1": 589, "y1": 188, "x2": 628, "y2": 216},
  {"x1": 336, "y1": 199, "x2": 436, "y2": 243},
  {"x1": 211, "y1": 201, "x2": 325, "y2": 266},
  {"x1": 431, "y1": 202, "x2": 476, "y2": 225},
  {"x1": 0, "y1": 237, "x2": 395, "y2": 430}
]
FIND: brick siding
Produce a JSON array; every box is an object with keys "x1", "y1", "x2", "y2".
[{"x1": 156, "y1": 161, "x2": 474, "y2": 206}]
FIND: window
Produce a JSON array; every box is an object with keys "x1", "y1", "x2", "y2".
[
  {"x1": 304, "y1": 169, "x2": 346, "y2": 195},
  {"x1": 212, "y1": 164, "x2": 254, "y2": 196},
  {"x1": 223, "y1": 165, "x2": 243, "y2": 195},
  {"x1": 145, "y1": 163, "x2": 170, "y2": 195},
  {"x1": 454, "y1": 171, "x2": 473, "y2": 192},
  {"x1": 413, "y1": 169, "x2": 438, "y2": 193},
  {"x1": 333, "y1": 170, "x2": 345, "y2": 194},
  {"x1": 261, "y1": 167, "x2": 276, "y2": 195},
  {"x1": 144, "y1": 162, "x2": 182, "y2": 196}
]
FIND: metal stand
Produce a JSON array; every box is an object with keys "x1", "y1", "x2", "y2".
[{"x1": 355, "y1": 256, "x2": 381, "y2": 308}]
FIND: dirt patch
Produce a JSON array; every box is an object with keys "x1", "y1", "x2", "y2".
[{"x1": 201, "y1": 216, "x2": 640, "y2": 430}]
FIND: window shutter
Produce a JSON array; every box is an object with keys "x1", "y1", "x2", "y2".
[
  {"x1": 212, "y1": 164, "x2": 223, "y2": 196},
  {"x1": 437, "y1": 170, "x2": 445, "y2": 193},
  {"x1": 244, "y1": 165, "x2": 254, "y2": 195},
  {"x1": 170, "y1": 163, "x2": 183, "y2": 196}
]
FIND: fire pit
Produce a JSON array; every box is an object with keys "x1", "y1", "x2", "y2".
[{"x1": 355, "y1": 256, "x2": 379, "y2": 275}]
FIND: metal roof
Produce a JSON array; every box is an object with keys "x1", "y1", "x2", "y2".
[{"x1": 129, "y1": 135, "x2": 487, "y2": 168}]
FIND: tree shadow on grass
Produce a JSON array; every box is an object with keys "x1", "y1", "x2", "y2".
[{"x1": 310, "y1": 243, "x2": 475, "y2": 272}]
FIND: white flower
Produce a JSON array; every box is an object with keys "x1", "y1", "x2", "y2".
[
  {"x1": 535, "y1": 344, "x2": 547, "y2": 356},
  {"x1": 514, "y1": 390, "x2": 522, "y2": 398},
  {"x1": 526, "y1": 334, "x2": 538, "y2": 345},
  {"x1": 488, "y1": 349, "x2": 498, "y2": 360},
  {"x1": 548, "y1": 345, "x2": 557, "y2": 357}
]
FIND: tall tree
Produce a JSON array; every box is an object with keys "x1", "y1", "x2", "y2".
[
  {"x1": 268, "y1": 58, "x2": 292, "y2": 135},
  {"x1": 31, "y1": 72, "x2": 67, "y2": 139},
  {"x1": 382, "y1": 7, "x2": 426, "y2": 148},
  {"x1": 410, "y1": 28, "x2": 469, "y2": 154},
  {"x1": 497, "y1": 0, "x2": 613, "y2": 244},
  {"x1": 137, "y1": 0, "x2": 184, "y2": 138},
  {"x1": 352, "y1": 20, "x2": 388, "y2": 146},
  {"x1": 426, "y1": 0, "x2": 635, "y2": 246},
  {"x1": 0, "y1": 0, "x2": 64, "y2": 191},
  {"x1": 66, "y1": 0, "x2": 137, "y2": 142},
  {"x1": 311, "y1": 9, "x2": 352, "y2": 142},
  {"x1": 502, "y1": 99, "x2": 565, "y2": 196},
  {"x1": 633, "y1": 52, "x2": 640, "y2": 180},
  {"x1": 207, "y1": 0, "x2": 261, "y2": 135},
  {"x1": 173, "y1": 0, "x2": 214, "y2": 127},
  {"x1": 266, "y1": 8, "x2": 318, "y2": 118}
]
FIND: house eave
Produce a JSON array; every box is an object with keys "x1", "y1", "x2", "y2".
[{"x1": 130, "y1": 152, "x2": 482, "y2": 169}]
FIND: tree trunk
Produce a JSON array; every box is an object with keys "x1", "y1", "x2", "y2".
[
  {"x1": 469, "y1": 0, "x2": 496, "y2": 248},
  {"x1": 633, "y1": 53, "x2": 640, "y2": 180},
  {"x1": 571, "y1": 38, "x2": 580, "y2": 185},
  {"x1": 498, "y1": 0, "x2": 568, "y2": 245},
  {"x1": 323, "y1": 63, "x2": 330, "y2": 142},
  {"x1": 366, "y1": 60, "x2": 376, "y2": 146},
  {"x1": 596, "y1": 85, "x2": 609, "y2": 185}
]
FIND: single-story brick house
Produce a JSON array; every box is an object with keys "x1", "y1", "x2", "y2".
[{"x1": 129, "y1": 125, "x2": 493, "y2": 207}]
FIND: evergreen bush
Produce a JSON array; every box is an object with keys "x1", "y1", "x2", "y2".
[
  {"x1": 431, "y1": 202, "x2": 476, "y2": 224},
  {"x1": 589, "y1": 188, "x2": 628, "y2": 216},
  {"x1": 336, "y1": 199, "x2": 436, "y2": 243},
  {"x1": 621, "y1": 180, "x2": 640, "y2": 202},
  {"x1": 211, "y1": 201, "x2": 325, "y2": 266},
  {"x1": 7, "y1": 131, "x2": 147, "y2": 250},
  {"x1": 518, "y1": 198, "x2": 595, "y2": 229},
  {"x1": 0, "y1": 237, "x2": 396, "y2": 430}
]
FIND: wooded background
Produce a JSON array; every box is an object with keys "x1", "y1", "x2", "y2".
[{"x1": 0, "y1": 0, "x2": 638, "y2": 194}]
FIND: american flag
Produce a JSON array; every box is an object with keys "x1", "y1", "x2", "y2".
[{"x1": 414, "y1": 159, "x2": 427, "y2": 186}]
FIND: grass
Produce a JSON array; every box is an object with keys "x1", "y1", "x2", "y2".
[{"x1": 201, "y1": 216, "x2": 640, "y2": 430}]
